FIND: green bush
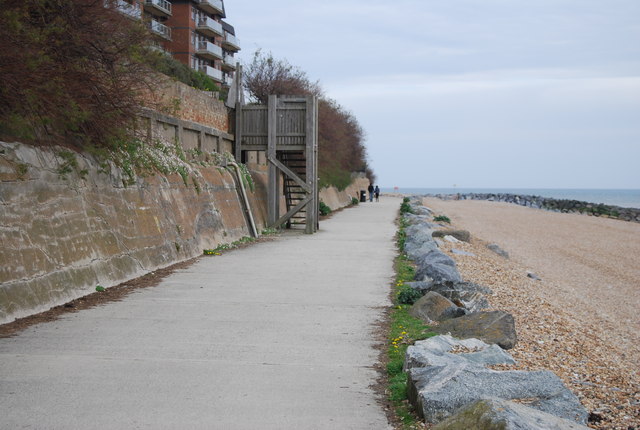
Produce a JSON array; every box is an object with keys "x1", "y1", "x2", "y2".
[
  {"x1": 400, "y1": 201, "x2": 413, "y2": 214},
  {"x1": 433, "y1": 215, "x2": 451, "y2": 223},
  {"x1": 146, "y1": 51, "x2": 221, "y2": 94},
  {"x1": 319, "y1": 201, "x2": 332, "y2": 216},
  {"x1": 396, "y1": 285, "x2": 422, "y2": 305},
  {"x1": 351, "y1": 197, "x2": 359, "y2": 205}
]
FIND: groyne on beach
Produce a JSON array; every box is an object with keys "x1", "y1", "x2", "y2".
[{"x1": 426, "y1": 192, "x2": 640, "y2": 223}]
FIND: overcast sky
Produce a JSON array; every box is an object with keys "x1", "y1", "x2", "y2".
[{"x1": 225, "y1": 0, "x2": 640, "y2": 189}]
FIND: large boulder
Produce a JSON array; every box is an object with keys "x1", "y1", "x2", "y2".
[
  {"x1": 426, "y1": 281, "x2": 492, "y2": 313},
  {"x1": 409, "y1": 292, "x2": 466, "y2": 323},
  {"x1": 410, "y1": 205, "x2": 432, "y2": 216},
  {"x1": 408, "y1": 362, "x2": 588, "y2": 425},
  {"x1": 403, "y1": 213, "x2": 435, "y2": 226},
  {"x1": 433, "y1": 311, "x2": 517, "y2": 349},
  {"x1": 405, "y1": 224, "x2": 434, "y2": 243},
  {"x1": 432, "y1": 229, "x2": 471, "y2": 242},
  {"x1": 405, "y1": 235, "x2": 439, "y2": 261},
  {"x1": 414, "y1": 250, "x2": 462, "y2": 284},
  {"x1": 404, "y1": 335, "x2": 515, "y2": 371},
  {"x1": 405, "y1": 281, "x2": 432, "y2": 294},
  {"x1": 432, "y1": 399, "x2": 591, "y2": 430}
]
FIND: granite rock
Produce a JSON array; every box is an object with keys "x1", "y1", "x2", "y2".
[
  {"x1": 409, "y1": 292, "x2": 466, "y2": 323},
  {"x1": 433, "y1": 310, "x2": 517, "y2": 349},
  {"x1": 408, "y1": 362, "x2": 588, "y2": 424},
  {"x1": 432, "y1": 399, "x2": 592, "y2": 430},
  {"x1": 404, "y1": 335, "x2": 516, "y2": 371},
  {"x1": 432, "y1": 229, "x2": 471, "y2": 242},
  {"x1": 414, "y1": 250, "x2": 462, "y2": 284},
  {"x1": 426, "y1": 281, "x2": 492, "y2": 313}
]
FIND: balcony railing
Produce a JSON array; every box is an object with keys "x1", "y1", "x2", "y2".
[
  {"x1": 222, "y1": 55, "x2": 236, "y2": 70},
  {"x1": 195, "y1": 0, "x2": 224, "y2": 15},
  {"x1": 113, "y1": 0, "x2": 142, "y2": 19},
  {"x1": 149, "y1": 20, "x2": 171, "y2": 40},
  {"x1": 199, "y1": 65, "x2": 223, "y2": 82},
  {"x1": 196, "y1": 16, "x2": 223, "y2": 37},
  {"x1": 222, "y1": 33, "x2": 240, "y2": 51},
  {"x1": 196, "y1": 40, "x2": 223, "y2": 59},
  {"x1": 144, "y1": 0, "x2": 171, "y2": 16},
  {"x1": 224, "y1": 74, "x2": 234, "y2": 87}
]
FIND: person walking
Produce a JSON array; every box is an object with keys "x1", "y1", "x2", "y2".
[
  {"x1": 374, "y1": 185, "x2": 380, "y2": 202},
  {"x1": 368, "y1": 183, "x2": 374, "y2": 202}
]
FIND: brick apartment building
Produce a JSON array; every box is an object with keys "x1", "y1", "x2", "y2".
[{"x1": 114, "y1": 0, "x2": 240, "y2": 88}]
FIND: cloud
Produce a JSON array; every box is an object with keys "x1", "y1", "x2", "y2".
[{"x1": 228, "y1": 0, "x2": 640, "y2": 188}]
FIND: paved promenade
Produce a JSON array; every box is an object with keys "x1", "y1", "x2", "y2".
[{"x1": 0, "y1": 196, "x2": 400, "y2": 429}]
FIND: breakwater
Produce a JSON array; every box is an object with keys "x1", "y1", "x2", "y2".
[{"x1": 426, "y1": 193, "x2": 640, "y2": 223}]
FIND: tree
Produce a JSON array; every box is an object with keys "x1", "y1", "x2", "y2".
[
  {"x1": 243, "y1": 50, "x2": 375, "y2": 188},
  {"x1": 243, "y1": 50, "x2": 321, "y2": 104},
  {"x1": 0, "y1": 0, "x2": 155, "y2": 148}
]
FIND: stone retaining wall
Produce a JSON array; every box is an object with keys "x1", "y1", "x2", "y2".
[
  {"x1": 0, "y1": 139, "x2": 366, "y2": 324},
  {"x1": 428, "y1": 192, "x2": 640, "y2": 223},
  {"x1": 0, "y1": 141, "x2": 269, "y2": 324},
  {"x1": 141, "y1": 75, "x2": 230, "y2": 133}
]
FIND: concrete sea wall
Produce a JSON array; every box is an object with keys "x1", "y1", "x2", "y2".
[
  {"x1": 0, "y1": 141, "x2": 269, "y2": 324},
  {"x1": 319, "y1": 173, "x2": 371, "y2": 210},
  {"x1": 0, "y1": 139, "x2": 364, "y2": 324}
]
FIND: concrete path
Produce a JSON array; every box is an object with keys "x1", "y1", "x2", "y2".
[{"x1": 0, "y1": 196, "x2": 400, "y2": 429}]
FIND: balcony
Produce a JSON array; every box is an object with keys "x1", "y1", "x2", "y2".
[
  {"x1": 196, "y1": 16, "x2": 223, "y2": 37},
  {"x1": 144, "y1": 0, "x2": 171, "y2": 17},
  {"x1": 113, "y1": 0, "x2": 142, "y2": 19},
  {"x1": 224, "y1": 74, "x2": 234, "y2": 87},
  {"x1": 196, "y1": 40, "x2": 223, "y2": 60},
  {"x1": 199, "y1": 65, "x2": 223, "y2": 83},
  {"x1": 222, "y1": 33, "x2": 240, "y2": 52},
  {"x1": 149, "y1": 20, "x2": 171, "y2": 40},
  {"x1": 221, "y1": 55, "x2": 237, "y2": 71},
  {"x1": 195, "y1": 0, "x2": 224, "y2": 15}
]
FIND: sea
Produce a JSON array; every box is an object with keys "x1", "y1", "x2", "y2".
[{"x1": 380, "y1": 188, "x2": 640, "y2": 209}]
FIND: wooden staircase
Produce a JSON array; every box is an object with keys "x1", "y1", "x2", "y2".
[
  {"x1": 279, "y1": 151, "x2": 308, "y2": 228},
  {"x1": 236, "y1": 94, "x2": 319, "y2": 233}
]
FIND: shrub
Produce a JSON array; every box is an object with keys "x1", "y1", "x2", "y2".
[
  {"x1": 145, "y1": 51, "x2": 220, "y2": 93},
  {"x1": 319, "y1": 201, "x2": 332, "y2": 216},
  {"x1": 433, "y1": 215, "x2": 451, "y2": 223},
  {"x1": 400, "y1": 201, "x2": 413, "y2": 214},
  {"x1": 396, "y1": 285, "x2": 422, "y2": 305},
  {"x1": 351, "y1": 197, "x2": 359, "y2": 205},
  {"x1": 0, "y1": 0, "x2": 154, "y2": 148}
]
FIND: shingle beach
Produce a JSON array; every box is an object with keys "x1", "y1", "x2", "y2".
[{"x1": 422, "y1": 197, "x2": 640, "y2": 429}]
